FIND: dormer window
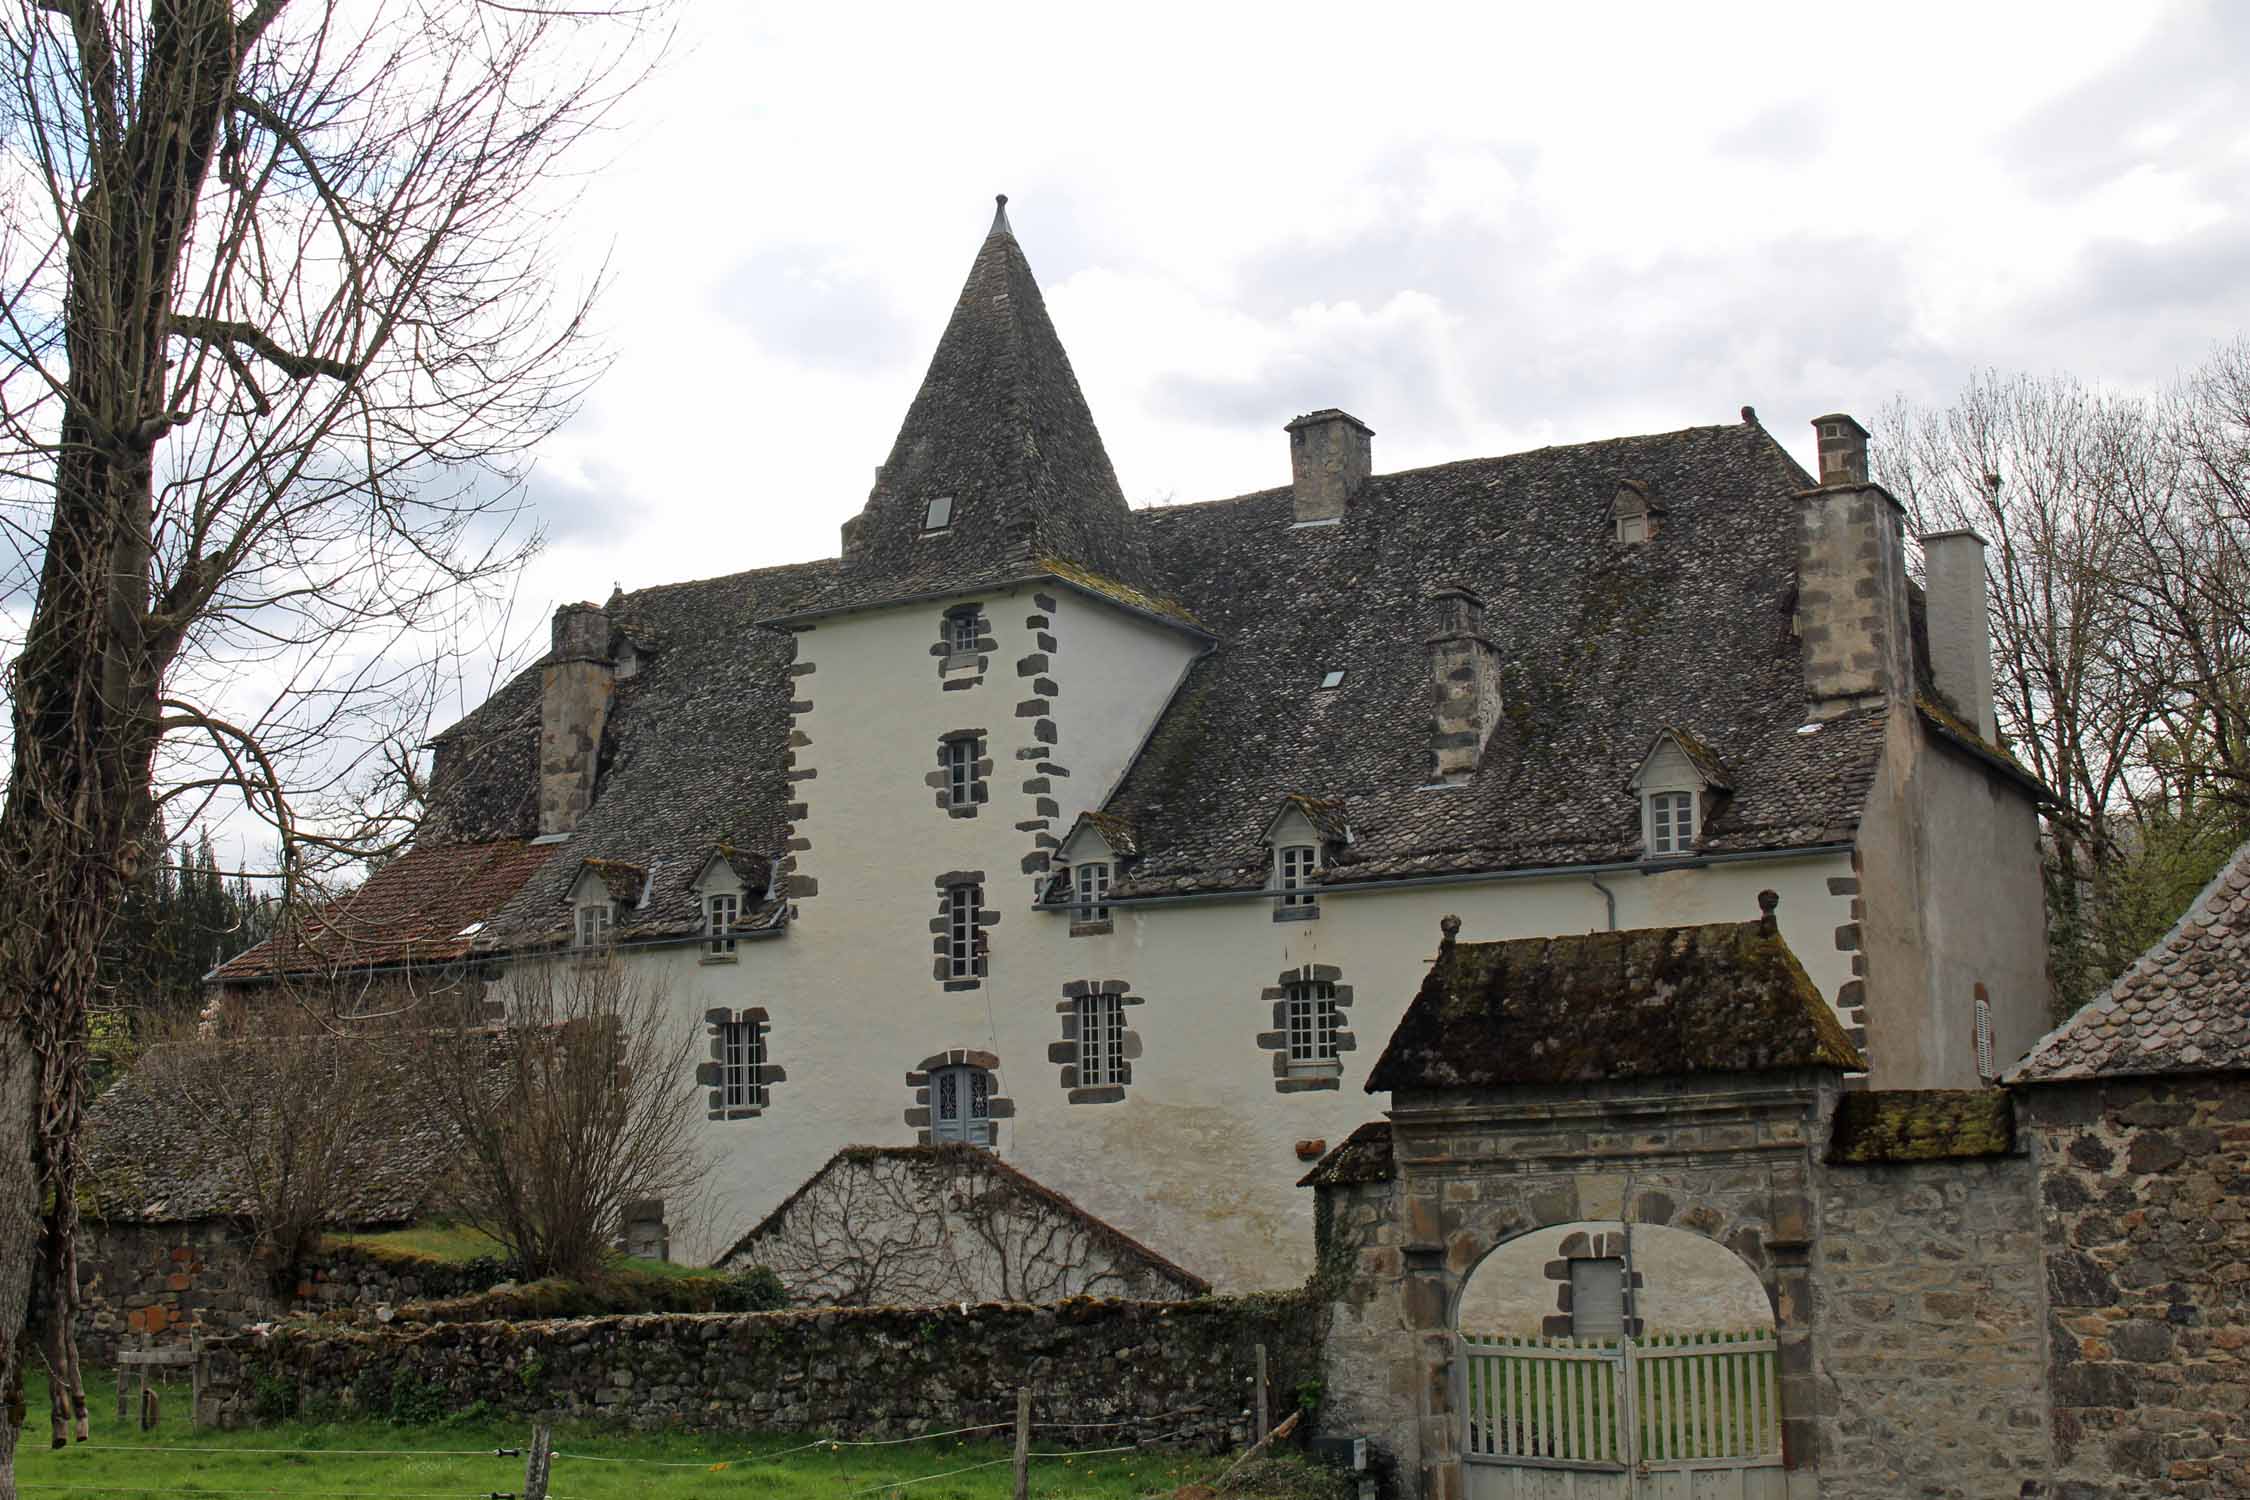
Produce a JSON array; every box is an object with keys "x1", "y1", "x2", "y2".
[
  {"x1": 1073, "y1": 861, "x2": 1110, "y2": 922},
  {"x1": 1630, "y1": 728, "x2": 1726, "y2": 863},
  {"x1": 575, "y1": 901, "x2": 612, "y2": 950},
  {"x1": 705, "y1": 891, "x2": 740, "y2": 958},
  {"x1": 1646, "y1": 791, "x2": 1696, "y2": 856},
  {"x1": 1612, "y1": 479, "x2": 1661, "y2": 545},
  {"x1": 923, "y1": 495, "x2": 954, "y2": 532},
  {"x1": 1277, "y1": 844, "x2": 1320, "y2": 913}
]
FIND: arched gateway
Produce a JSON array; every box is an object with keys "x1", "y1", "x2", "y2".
[{"x1": 1304, "y1": 899, "x2": 1860, "y2": 1500}]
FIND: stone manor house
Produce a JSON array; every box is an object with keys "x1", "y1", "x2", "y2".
[{"x1": 212, "y1": 199, "x2": 2054, "y2": 1286}]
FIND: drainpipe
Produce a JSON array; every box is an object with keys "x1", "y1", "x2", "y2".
[{"x1": 1586, "y1": 876, "x2": 1618, "y2": 931}]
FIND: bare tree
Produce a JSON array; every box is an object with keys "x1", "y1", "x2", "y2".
[
  {"x1": 1875, "y1": 373, "x2": 2176, "y2": 1005},
  {"x1": 0, "y1": 0, "x2": 666, "y2": 1481},
  {"x1": 417, "y1": 954, "x2": 702, "y2": 1284},
  {"x1": 120, "y1": 1011, "x2": 406, "y2": 1294}
]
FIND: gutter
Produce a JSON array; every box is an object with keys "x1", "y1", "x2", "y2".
[
  {"x1": 1032, "y1": 842, "x2": 1855, "y2": 913},
  {"x1": 213, "y1": 923, "x2": 787, "y2": 987}
]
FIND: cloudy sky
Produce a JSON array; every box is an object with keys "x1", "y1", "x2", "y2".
[{"x1": 504, "y1": 0, "x2": 2246, "y2": 639}]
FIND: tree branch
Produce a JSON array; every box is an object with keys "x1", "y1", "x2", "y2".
[{"x1": 170, "y1": 314, "x2": 357, "y2": 383}]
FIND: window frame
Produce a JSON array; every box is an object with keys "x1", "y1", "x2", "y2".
[
  {"x1": 1646, "y1": 789, "x2": 1697, "y2": 857},
  {"x1": 574, "y1": 901, "x2": 612, "y2": 951},
  {"x1": 1073, "y1": 860, "x2": 1111, "y2": 922},
  {"x1": 704, "y1": 891, "x2": 740, "y2": 958},
  {"x1": 945, "y1": 608, "x2": 979, "y2": 655},
  {"x1": 1277, "y1": 843, "x2": 1320, "y2": 910},
  {"x1": 1076, "y1": 991, "x2": 1124, "y2": 1087},
  {"x1": 944, "y1": 736, "x2": 977, "y2": 807},
  {"x1": 718, "y1": 1017, "x2": 766, "y2": 1111},
  {"x1": 1284, "y1": 979, "x2": 1341, "y2": 1070},
  {"x1": 945, "y1": 882, "x2": 982, "y2": 979},
  {"x1": 1974, "y1": 994, "x2": 1995, "y2": 1081}
]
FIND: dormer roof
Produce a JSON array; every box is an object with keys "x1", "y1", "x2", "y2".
[
  {"x1": 1262, "y1": 794, "x2": 1350, "y2": 846},
  {"x1": 803, "y1": 197, "x2": 1160, "y2": 620},
  {"x1": 690, "y1": 845, "x2": 770, "y2": 893},
  {"x1": 572, "y1": 858, "x2": 648, "y2": 907},
  {"x1": 1628, "y1": 727, "x2": 1733, "y2": 794}
]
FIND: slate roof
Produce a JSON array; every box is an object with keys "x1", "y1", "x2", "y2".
[
  {"x1": 1099, "y1": 427, "x2": 1892, "y2": 896},
  {"x1": 1364, "y1": 904, "x2": 1863, "y2": 1092},
  {"x1": 2008, "y1": 838, "x2": 2250, "y2": 1083},
  {"x1": 403, "y1": 210, "x2": 2047, "y2": 944},
  {"x1": 793, "y1": 197, "x2": 1164, "y2": 622},
  {"x1": 212, "y1": 840, "x2": 558, "y2": 981},
  {"x1": 428, "y1": 561, "x2": 834, "y2": 949},
  {"x1": 83, "y1": 1039, "x2": 462, "y2": 1225},
  {"x1": 717, "y1": 1143, "x2": 1210, "y2": 1295}
]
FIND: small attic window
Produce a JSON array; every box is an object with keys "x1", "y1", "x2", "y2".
[
  {"x1": 923, "y1": 496, "x2": 955, "y2": 532},
  {"x1": 1318, "y1": 670, "x2": 1346, "y2": 690},
  {"x1": 1612, "y1": 480, "x2": 1657, "y2": 544}
]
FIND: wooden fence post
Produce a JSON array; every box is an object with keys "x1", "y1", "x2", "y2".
[
  {"x1": 1254, "y1": 1343, "x2": 1269, "y2": 1443},
  {"x1": 1012, "y1": 1388, "x2": 1031, "y2": 1500},
  {"x1": 522, "y1": 1422, "x2": 552, "y2": 1500}
]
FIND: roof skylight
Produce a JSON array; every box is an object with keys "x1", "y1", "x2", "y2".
[
  {"x1": 1319, "y1": 670, "x2": 1346, "y2": 690},
  {"x1": 923, "y1": 495, "x2": 954, "y2": 531}
]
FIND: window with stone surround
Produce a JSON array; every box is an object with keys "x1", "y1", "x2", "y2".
[
  {"x1": 1256, "y1": 965, "x2": 1353, "y2": 1091},
  {"x1": 930, "y1": 873, "x2": 993, "y2": 988},
  {"x1": 1975, "y1": 987, "x2": 1995, "y2": 1081},
  {"x1": 1050, "y1": 980, "x2": 1141, "y2": 1103},
  {"x1": 699, "y1": 1007, "x2": 785, "y2": 1121},
  {"x1": 1276, "y1": 844, "x2": 1319, "y2": 916},
  {"x1": 720, "y1": 1018, "x2": 765, "y2": 1109},
  {"x1": 1285, "y1": 980, "x2": 1340, "y2": 1068},
  {"x1": 705, "y1": 892, "x2": 740, "y2": 958},
  {"x1": 902, "y1": 1049, "x2": 1013, "y2": 1145},
  {"x1": 1073, "y1": 861, "x2": 1110, "y2": 923},
  {"x1": 945, "y1": 607, "x2": 979, "y2": 654},
  {"x1": 928, "y1": 732, "x2": 990, "y2": 816}
]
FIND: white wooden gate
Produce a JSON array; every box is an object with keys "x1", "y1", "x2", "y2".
[{"x1": 1459, "y1": 1331, "x2": 1784, "y2": 1500}]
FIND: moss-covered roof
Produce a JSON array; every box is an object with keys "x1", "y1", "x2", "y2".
[
  {"x1": 1296, "y1": 1121, "x2": 1394, "y2": 1188},
  {"x1": 1364, "y1": 902, "x2": 1862, "y2": 1092},
  {"x1": 1823, "y1": 1089, "x2": 2017, "y2": 1164}
]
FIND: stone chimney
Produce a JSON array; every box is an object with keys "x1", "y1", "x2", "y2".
[
  {"x1": 1796, "y1": 414, "x2": 1913, "y2": 715},
  {"x1": 1920, "y1": 528, "x2": 1997, "y2": 741},
  {"x1": 539, "y1": 602, "x2": 616, "y2": 837},
  {"x1": 1427, "y1": 583, "x2": 1502, "y2": 785},
  {"x1": 1286, "y1": 409, "x2": 1373, "y2": 523},
  {"x1": 1813, "y1": 412, "x2": 1869, "y2": 486}
]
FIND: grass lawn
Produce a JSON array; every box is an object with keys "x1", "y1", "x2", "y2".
[
  {"x1": 15, "y1": 1368, "x2": 1241, "y2": 1499},
  {"x1": 318, "y1": 1222, "x2": 720, "y2": 1283}
]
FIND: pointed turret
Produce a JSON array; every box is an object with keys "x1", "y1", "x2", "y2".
[{"x1": 824, "y1": 197, "x2": 1157, "y2": 613}]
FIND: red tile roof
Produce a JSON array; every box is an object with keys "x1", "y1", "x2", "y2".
[{"x1": 213, "y1": 839, "x2": 558, "y2": 981}]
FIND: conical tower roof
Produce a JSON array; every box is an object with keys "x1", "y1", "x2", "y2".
[{"x1": 818, "y1": 197, "x2": 1158, "y2": 614}]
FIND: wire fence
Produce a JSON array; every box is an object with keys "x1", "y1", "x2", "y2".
[{"x1": 21, "y1": 1400, "x2": 1240, "y2": 1499}]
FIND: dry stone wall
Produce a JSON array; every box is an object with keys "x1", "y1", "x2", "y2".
[
  {"x1": 73, "y1": 1222, "x2": 507, "y2": 1363},
  {"x1": 2023, "y1": 1079, "x2": 2250, "y2": 1500},
  {"x1": 196, "y1": 1294, "x2": 1321, "y2": 1447}
]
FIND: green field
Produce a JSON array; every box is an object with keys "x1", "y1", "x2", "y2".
[{"x1": 13, "y1": 1368, "x2": 1277, "y2": 1499}]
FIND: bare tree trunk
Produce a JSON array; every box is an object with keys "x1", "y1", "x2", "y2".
[{"x1": 0, "y1": 1035, "x2": 41, "y2": 1498}]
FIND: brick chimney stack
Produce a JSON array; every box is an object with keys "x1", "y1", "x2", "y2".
[
  {"x1": 1286, "y1": 409, "x2": 1373, "y2": 523},
  {"x1": 1426, "y1": 583, "x2": 1502, "y2": 784},
  {"x1": 539, "y1": 602, "x2": 616, "y2": 837},
  {"x1": 1795, "y1": 413, "x2": 1913, "y2": 715}
]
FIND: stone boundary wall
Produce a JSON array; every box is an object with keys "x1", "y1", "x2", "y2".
[
  {"x1": 75, "y1": 1221, "x2": 508, "y2": 1364},
  {"x1": 2023, "y1": 1078, "x2": 2250, "y2": 1500},
  {"x1": 196, "y1": 1293, "x2": 1322, "y2": 1446},
  {"x1": 1811, "y1": 1152, "x2": 2053, "y2": 1498}
]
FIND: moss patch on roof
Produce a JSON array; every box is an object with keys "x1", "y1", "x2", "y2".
[
  {"x1": 1296, "y1": 1121, "x2": 1394, "y2": 1187},
  {"x1": 1035, "y1": 554, "x2": 1205, "y2": 633},
  {"x1": 1365, "y1": 909, "x2": 1863, "y2": 1093},
  {"x1": 1824, "y1": 1089, "x2": 2016, "y2": 1164}
]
